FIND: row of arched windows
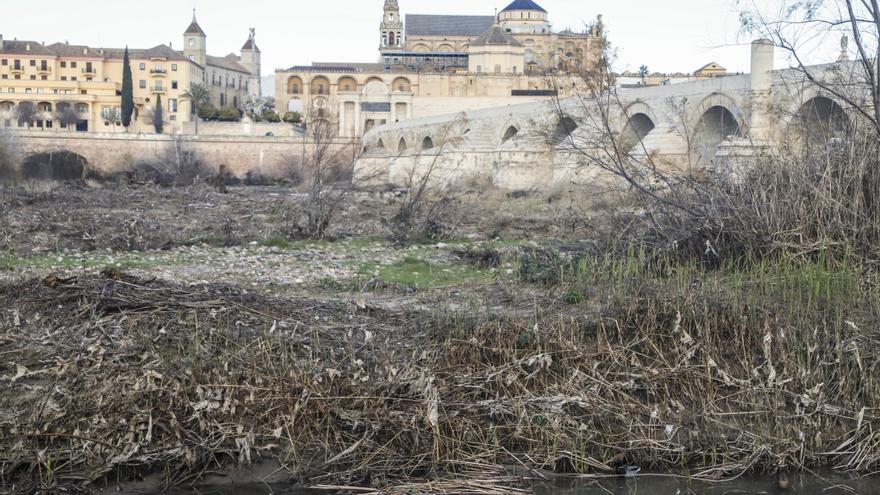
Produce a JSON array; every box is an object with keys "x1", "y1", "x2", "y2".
[{"x1": 287, "y1": 76, "x2": 412, "y2": 95}]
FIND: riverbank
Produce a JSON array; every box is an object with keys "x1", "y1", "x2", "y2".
[{"x1": 1, "y1": 185, "x2": 879, "y2": 493}]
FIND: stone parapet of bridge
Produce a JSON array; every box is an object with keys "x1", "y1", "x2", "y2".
[{"x1": 355, "y1": 40, "x2": 866, "y2": 191}]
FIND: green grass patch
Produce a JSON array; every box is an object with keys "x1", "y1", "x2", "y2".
[
  {"x1": 0, "y1": 251, "x2": 171, "y2": 273},
  {"x1": 358, "y1": 256, "x2": 494, "y2": 289},
  {"x1": 260, "y1": 236, "x2": 293, "y2": 249}
]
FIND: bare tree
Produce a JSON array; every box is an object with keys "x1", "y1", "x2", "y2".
[
  {"x1": 16, "y1": 101, "x2": 36, "y2": 128},
  {"x1": 101, "y1": 106, "x2": 122, "y2": 132},
  {"x1": 0, "y1": 128, "x2": 16, "y2": 180},
  {"x1": 297, "y1": 104, "x2": 362, "y2": 239},
  {"x1": 545, "y1": 11, "x2": 880, "y2": 261},
  {"x1": 739, "y1": 0, "x2": 880, "y2": 137},
  {"x1": 390, "y1": 113, "x2": 468, "y2": 243},
  {"x1": 56, "y1": 102, "x2": 79, "y2": 131}
]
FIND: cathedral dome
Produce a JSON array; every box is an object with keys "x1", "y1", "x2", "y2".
[{"x1": 500, "y1": 0, "x2": 547, "y2": 13}]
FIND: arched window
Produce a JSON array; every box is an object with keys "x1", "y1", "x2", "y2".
[
  {"x1": 287, "y1": 76, "x2": 303, "y2": 94},
  {"x1": 392, "y1": 77, "x2": 411, "y2": 92},
  {"x1": 389, "y1": 32, "x2": 395, "y2": 46},
  {"x1": 338, "y1": 77, "x2": 357, "y2": 92},
  {"x1": 377, "y1": 138, "x2": 385, "y2": 150},
  {"x1": 310, "y1": 76, "x2": 330, "y2": 95},
  {"x1": 422, "y1": 136, "x2": 434, "y2": 150},
  {"x1": 398, "y1": 137, "x2": 407, "y2": 153},
  {"x1": 502, "y1": 126, "x2": 519, "y2": 143}
]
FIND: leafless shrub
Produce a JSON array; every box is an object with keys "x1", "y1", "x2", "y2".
[
  {"x1": 55, "y1": 102, "x2": 80, "y2": 131},
  {"x1": 296, "y1": 111, "x2": 363, "y2": 239},
  {"x1": 0, "y1": 129, "x2": 17, "y2": 182},
  {"x1": 390, "y1": 114, "x2": 468, "y2": 244},
  {"x1": 16, "y1": 101, "x2": 36, "y2": 128}
]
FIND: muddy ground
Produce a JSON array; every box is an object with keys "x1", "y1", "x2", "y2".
[{"x1": 0, "y1": 183, "x2": 597, "y2": 314}]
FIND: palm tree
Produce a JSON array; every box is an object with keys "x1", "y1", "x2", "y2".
[
  {"x1": 638, "y1": 65, "x2": 649, "y2": 85},
  {"x1": 181, "y1": 83, "x2": 211, "y2": 135}
]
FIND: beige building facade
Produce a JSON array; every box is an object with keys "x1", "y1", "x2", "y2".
[
  {"x1": 0, "y1": 13, "x2": 260, "y2": 134},
  {"x1": 276, "y1": 0, "x2": 604, "y2": 137}
]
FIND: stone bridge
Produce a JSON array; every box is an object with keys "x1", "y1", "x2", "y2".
[
  {"x1": 356, "y1": 40, "x2": 857, "y2": 190},
  {"x1": 1, "y1": 130, "x2": 357, "y2": 180}
]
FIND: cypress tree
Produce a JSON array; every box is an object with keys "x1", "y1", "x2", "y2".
[
  {"x1": 153, "y1": 94, "x2": 164, "y2": 134},
  {"x1": 121, "y1": 47, "x2": 134, "y2": 129}
]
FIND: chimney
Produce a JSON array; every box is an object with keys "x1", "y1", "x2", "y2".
[{"x1": 26, "y1": 43, "x2": 31, "y2": 51}]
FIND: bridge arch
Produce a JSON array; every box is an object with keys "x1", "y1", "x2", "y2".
[
  {"x1": 619, "y1": 102, "x2": 658, "y2": 152},
  {"x1": 421, "y1": 136, "x2": 434, "y2": 150},
  {"x1": 551, "y1": 114, "x2": 579, "y2": 147},
  {"x1": 21, "y1": 150, "x2": 87, "y2": 181},
  {"x1": 398, "y1": 137, "x2": 408, "y2": 153},
  {"x1": 789, "y1": 95, "x2": 849, "y2": 146},
  {"x1": 502, "y1": 125, "x2": 519, "y2": 144},
  {"x1": 622, "y1": 100, "x2": 659, "y2": 125},
  {"x1": 692, "y1": 93, "x2": 745, "y2": 167}
]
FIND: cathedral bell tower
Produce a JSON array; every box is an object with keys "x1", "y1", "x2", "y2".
[{"x1": 380, "y1": 0, "x2": 403, "y2": 52}]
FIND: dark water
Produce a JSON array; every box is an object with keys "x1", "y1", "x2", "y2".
[
  {"x1": 533, "y1": 472, "x2": 880, "y2": 494},
  {"x1": 141, "y1": 473, "x2": 880, "y2": 495}
]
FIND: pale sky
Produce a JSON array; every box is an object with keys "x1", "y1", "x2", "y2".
[{"x1": 0, "y1": 0, "x2": 842, "y2": 78}]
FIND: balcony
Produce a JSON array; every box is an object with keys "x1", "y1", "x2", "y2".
[
  {"x1": 150, "y1": 87, "x2": 166, "y2": 94},
  {"x1": 150, "y1": 69, "x2": 167, "y2": 77},
  {"x1": 9, "y1": 66, "x2": 24, "y2": 75},
  {"x1": 37, "y1": 67, "x2": 52, "y2": 75},
  {"x1": 81, "y1": 67, "x2": 96, "y2": 76}
]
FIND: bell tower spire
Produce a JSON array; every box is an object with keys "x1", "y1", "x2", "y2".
[
  {"x1": 380, "y1": 0, "x2": 403, "y2": 54},
  {"x1": 183, "y1": 9, "x2": 207, "y2": 66}
]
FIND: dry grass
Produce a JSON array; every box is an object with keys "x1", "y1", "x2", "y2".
[{"x1": 1, "y1": 248, "x2": 878, "y2": 493}]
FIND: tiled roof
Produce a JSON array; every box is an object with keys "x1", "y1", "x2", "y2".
[
  {"x1": 405, "y1": 14, "x2": 495, "y2": 37},
  {"x1": 206, "y1": 54, "x2": 249, "y2": 73},
  {"x1": 185, "y1": 18, "x2": 206, "y2": 36},
  {"x1": 470, "y1": 26, "x2": 523, "y2": 47},
  {"x1": 501, "y1": 0, "x2": 547, "y2": 13},
  {"x1": 284, "y1": 62, "x2": 387, "y2": 73},
  {"x1": 0, "y1": 40, "x2": 57, "y2": 56},
  {"x1": 696, "y1": 62, "x2": 725, "y2": 71},
  {"x1": 102, "y1": 44, "x2": 190, "y2": 62},
  {"x1": 45, "y1": 43, "x2": 104, "y2": 58},
  {"x1": 242, "y1": 39, "x2": 258, "y2": 50}
]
